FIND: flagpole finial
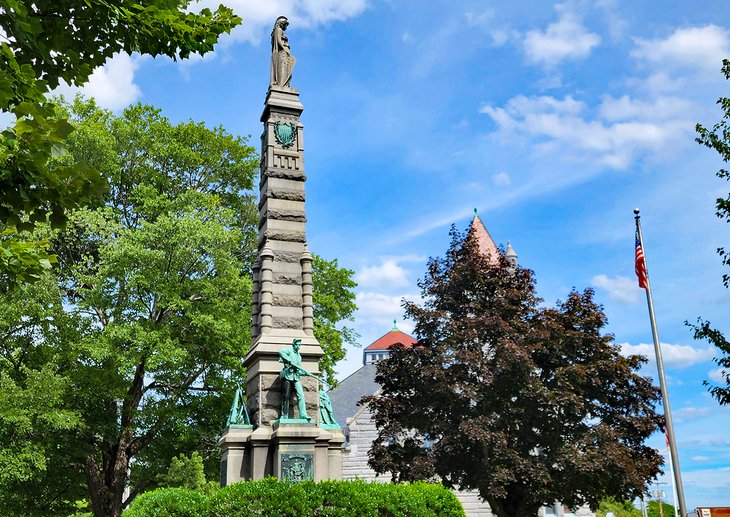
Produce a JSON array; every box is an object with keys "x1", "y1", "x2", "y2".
[{"x1": 633, "y1": 208, "x2": 640, "y2": 215}]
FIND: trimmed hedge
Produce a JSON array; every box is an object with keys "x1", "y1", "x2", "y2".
[
  {"x1": 124, "y1": 487, "x2": 208, "y2": 517},
  {"x1": 124, "y1": 478, "x2": 465, "y2": 517}
]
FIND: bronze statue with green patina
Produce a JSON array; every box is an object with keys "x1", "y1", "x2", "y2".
[
  {"x1": 279, "y1": 338, "x2": 321, "y2": 421},
  {"x1": 226, "y1": 385, "x2": 251, "y2": 427},
  {"x1": 319, "y1": 389, "x2": 337, "y2": 426}
]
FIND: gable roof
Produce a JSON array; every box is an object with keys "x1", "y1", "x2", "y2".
[{"x1": 327, "y1": 364, "x2": 380, "y2": 428}]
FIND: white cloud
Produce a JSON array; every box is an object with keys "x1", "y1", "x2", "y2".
[
  {"x1": 620, "y1": 342, "x2": 716, "y2": 369},
  {"x1": 355, "y1": 255, "x2": 426, "y2": 290},
  {"x1": 464, "y1": 9, "x2": 516, "y2": 47},
  {"x1": 632, "y1": 25, "x2": 730, "y2": 71},
  {"x1": 692, "y1": 455, "x2": 711, "y2": 462},
  {"x1": 523, "y1": 3, "x2": 600, "y2": 66},
  {"x1": 709, "y1": 367, "x2": 726, "y2": 384},
  {"x1": 674, "y1": 406, "x2": 713, "y2": 422},
  {"x1": 592, "y1": 274, "x2": 641, "y2": 303},
  {"x1": 595, "y1": 0, "x2": 628, "y2": 40},
  {"x1": 491, "y1": 171, "x2": 511, "y2": 187},
  {"x1": 598, "y1": 95, "x2": 694, "y2": 122},
  {"x1": 631, "y1": 71, "x2": 685, "y2": 94},
  {"x1": 195, "y1": 0, "x2": 368, "y2": 45},
  {"x1": 54, "y1": 53, "x2": 141, "y2": 111},
  {"x1": 356, "y1": 260, "x2": 410, "y2": 288},
  {"x1": 355, "y1": 292, "x2": 420, "y2": 324},
  {"x1": 481, "y1": 93, "x2": 692, "y2": 169},
  {"x1": 490, "y1": 28, "x2": 515, "y2": 47},
  {"x1": 465, "y1": 9, "x2": 494, "y2": 28}
]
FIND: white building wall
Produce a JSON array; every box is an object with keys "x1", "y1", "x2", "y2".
[
  {"x1": 342, "y1": 405, "x2": 594, "y2": 517},
  {"x1": 342, "y1": 405, "x2": 495, "y2": 517}
]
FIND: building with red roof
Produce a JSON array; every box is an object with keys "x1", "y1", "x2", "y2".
[{"x1": 363, "y1": 320, "x2": 416, "y2": 365}]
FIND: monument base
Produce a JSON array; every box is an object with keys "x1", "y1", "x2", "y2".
[{"x1": 219, "y1": 422, "x2": 345, "y2": 485}]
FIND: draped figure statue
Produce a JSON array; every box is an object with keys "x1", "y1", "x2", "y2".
[{"x1": 270, "y1": 16, "x2": 295, "y2": 88}]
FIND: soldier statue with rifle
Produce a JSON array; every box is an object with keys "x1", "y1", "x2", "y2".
[{"x1": 278, "y1": 338, "x2": 322, "y2": 421}]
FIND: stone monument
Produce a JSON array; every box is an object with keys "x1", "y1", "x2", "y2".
[{"x1": 219, "y1": 16, "x2": 345, "y2": 485}]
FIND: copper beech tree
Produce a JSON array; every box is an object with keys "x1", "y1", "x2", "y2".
[{"x1": 366, "y1": 227, "x2": 663, "y2": 517}]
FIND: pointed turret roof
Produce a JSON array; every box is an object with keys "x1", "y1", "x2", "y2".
[{"x1": 469, "y1": 209, "x2": 500, "y2": 265}]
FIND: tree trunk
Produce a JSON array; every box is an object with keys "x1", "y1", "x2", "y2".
[
  {"x1": 85, "y1": 431, "x2": 133, "y2": 517},
  {"x1": 486, "y1": 493, "x2": 543, "y2": 517}
]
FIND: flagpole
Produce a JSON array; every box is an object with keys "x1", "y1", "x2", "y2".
[
  {"x1": 666, "y1": 441, "x2": 680, "y2": 517},
  {"x1": 634, "y1": 208, "x2": 687, "y2": 517}
]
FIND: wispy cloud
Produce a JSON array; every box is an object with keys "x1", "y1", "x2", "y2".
[
  {"x1": 356, "y1": 260, "x2": 411, "y2": 289},
  {"x1": 195, "y1": 0, "x2": 368, "y2": 45},
  {"x1": 492, "y1": 172, "x2": 512, "y2": 187},
  {"x1": 592, "y1": 274, "x2": 641, "y2": 304},
  {"x1": 354, "y1": 292, "x2": 421, "y2": 326},
  {"x1": 632, "y1": 25, "x2": 730, "y2": 72},
  {"x1": 480, "y1": 93, "x2": 693, "y2": 169},
  {"x1": 673, "y1": 405, "x2": 713, "y2": 422},
  {"x1": 523, "y1": 3, "x2": 600, "y2": 66},
  {"x1": 708, "y1": 367, "x2": 726, "y2": 384},
  {"x1": 620, "y1": 342, "x2": 716, "y2": 369}
]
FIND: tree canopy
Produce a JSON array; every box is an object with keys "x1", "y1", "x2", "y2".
[
  {"x1": 313, "y1": 254, "x2": 358, "y2": 386},
  {"x1": 647, "y1": 500, "x2": 676, "y2": 517},
  {"x1": 0, "y1": 0, "x2": 241, "y2": 288},
  {"x1": 0, "y1": 98, "x2": 358, "y2": 517},
  {"x1": 365, "y1": 226, "x2": 663, "y2": 517},
  {"x1": 597, "y1": 497, "x2": 642, "y2": 517},
  {"x1": 692, "y1": 58, "x2": 730, "y2": 406}
]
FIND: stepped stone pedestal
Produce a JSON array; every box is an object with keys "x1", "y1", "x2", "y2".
[{"x1": 219, "y1": 81, "x2": 345, "y2": 485}]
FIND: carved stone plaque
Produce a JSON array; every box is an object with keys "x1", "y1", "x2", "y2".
[{"x1": 280, "y1": 453, "x2": 313, "y2": 482}]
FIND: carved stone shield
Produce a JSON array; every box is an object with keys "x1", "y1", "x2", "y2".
[{"x1": 273, "y1": 121, "x2": 297, "y2": 148}]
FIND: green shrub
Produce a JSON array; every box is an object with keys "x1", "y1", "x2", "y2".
[
  {"x1": 209, "y1": 477, "x2": 305, "y2": 516},
  {"x1": 123, "y1": 478, "x2": 465, "y2": 517},
  {"x1": 124, "y1": 487, "x2": 208, "y2": 517},
  {"x1": 158, "y1": 452, "x2": 207, "y2": 490}
]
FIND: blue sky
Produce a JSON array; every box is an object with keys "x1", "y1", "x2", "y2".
[{"x1": 60, "y1": 0, "x2": 730, "y2": 509}]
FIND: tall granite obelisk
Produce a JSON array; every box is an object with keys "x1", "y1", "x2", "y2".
[{"x1": 219, "y1": 16, "x2": 344, "y2": 485}]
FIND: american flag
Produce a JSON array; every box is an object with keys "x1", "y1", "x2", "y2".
[{"x1": 635, "y1": 230, "x2": 648, "y2": 289}]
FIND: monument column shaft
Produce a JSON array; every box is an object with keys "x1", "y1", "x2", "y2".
[{"x1": 242, "y1": 86, "x2": 324, "y2": 428}]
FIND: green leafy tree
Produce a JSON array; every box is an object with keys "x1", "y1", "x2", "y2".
[
  {"x1": 692, "y1": 58, "x2": 730, "y2": 405},
  {"x1": 597, "y1": 497, "x2": 642, "y2": 517},
  {"x1": 56, "y1": 99, "x2": 255, "y2": 517},
  {"x1": 0, "y1": 275, "x2": 89, "y2": 515},
  {"x1": 0, "y1": 98, "x2": 256, "y2": 517},
  {"x1": 313, "y1": 255, "x2": 358, "y2": 386},
  {"x1": 0, "y1": 98, "x2": 359, "y2": 516},
  {"x1": 647, "y1": 500, "x2": 676, "y2": 517},
  {"x1": 366, "y1": 226, "x2": 663, "y2": 517},
  {"x1": 0, "y1": 0, "x2": 241, "y2": 287}
]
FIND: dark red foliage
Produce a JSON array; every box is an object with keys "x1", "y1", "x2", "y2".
[{"x1": 365, "y1": 226, "x2": 663, "y2": 517}]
